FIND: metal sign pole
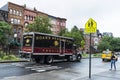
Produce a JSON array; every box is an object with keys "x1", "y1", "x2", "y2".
[
  {"x1": 85, "y1": 18, "x2": 97, "y2": 79},
  {"x1": 89, "y1": 33, "x2": 92, "y2": 78}
]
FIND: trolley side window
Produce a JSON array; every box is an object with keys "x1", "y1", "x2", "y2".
[{"x1": 34, "y1": 35, "x2": 60, "y2": 48}]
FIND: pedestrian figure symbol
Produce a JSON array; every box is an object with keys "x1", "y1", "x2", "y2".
[
  {"x1": 88, "y1": 21, "x2": 93, "y2": 27},
  {"x1": 85, "y1": 18, "x2": 97, "y2": 33}
]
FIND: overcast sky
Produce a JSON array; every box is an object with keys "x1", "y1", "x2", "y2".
[{"x1": 0, "y1": 0, "x2": 120, "y2": 37}]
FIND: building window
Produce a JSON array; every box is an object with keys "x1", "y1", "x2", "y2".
[
  {"x1": 13, "y1": 10, "x2": 16, "y2": 15},
  {"x1": 19, "y1": 11, "x2": 22, "y2": 16},
  {"x1": 60, "y1": 23, "x2": 62, "y2": 26},
  {"x1": 24, "y1": 22, "x2": 29, "y2": 26},
  {"x1": 16, "y1": 11, "x2": 19, "y2": 16},
  {"x1": 24, "y1": 15, "x2": 27, "y2": 20},
  {"x1": 18, "y1": 28, "x2": 21, "y2": 33},
  {"x1": 29, "y1": 16, "x2": 31, "y2": 21},
  {"x1": 27, "y1": 15, "x2": 29, "y2": 20},
  {"x1": 18, "y1": 19, "x2": 20, "y2": 24},
  {"x1": 13, "y1": 27, "x2": 17, "y2": 33},
  {"x1": 11, "y1": 18, "x2": 13, "y2": 24},
  {"x1": 30, "y1": 16, "x2": 33, "y2": 21},
  {"x1": 14, "y1": 19, "x2": 17, "y2": 24},
  {"x1": 18, "y1": 28, "x2": 21, "y2": 38},
  {"x1": 10, "y1": 9, "x2": 12, "y2": 14}
]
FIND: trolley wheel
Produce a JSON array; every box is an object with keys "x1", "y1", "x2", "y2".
[
  {"x1": 35, "y1": 58, "x2": 40, "y2": 63},
  {"x1": 77, "y1": 54, "x2": 82, "y2": 62},
  {"x1": 45, "y1": 56, "x2": 53, "y2": 64}
]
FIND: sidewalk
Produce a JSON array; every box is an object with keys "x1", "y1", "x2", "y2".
[{"x1": 78, "y1": 69, "x2": 120, "y2": 80}]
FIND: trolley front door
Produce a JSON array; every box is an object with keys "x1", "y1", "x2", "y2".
[{"x1": 60, "y1": 40, "x2": 65, "y2": 55}]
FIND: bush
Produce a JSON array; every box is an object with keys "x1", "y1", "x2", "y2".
[
  {"x1": 0, "y1": 58, "x2": 2, "y2": 61},
  {"x1": 8, "y1": 55, "x2": 19, "y2": 60},
  {"x1": 0, "y1": 51, "x2": 6, "y2": 58},
  {"x1": 93, "y1": 53, "x2": 101, "y2": 57},
  {"x1": 3, "y1": 56, "x2": 9, "y2": 60},
  {"x1": 81, "y1": 53, "x2": 89, "y2": 58},
  {"x1": 2, "y1": 55, "x2": 19, "y2": 61}
]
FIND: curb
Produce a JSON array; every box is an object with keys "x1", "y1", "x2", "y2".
[{"x1": 0, "y1": 60, "x2": 29, "y2": 63}]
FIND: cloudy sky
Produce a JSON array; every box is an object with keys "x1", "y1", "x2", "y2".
[{"x1": 0, "y1": 0, "x2": 120, "y2": 37}]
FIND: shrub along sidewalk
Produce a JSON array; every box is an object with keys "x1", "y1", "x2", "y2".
[
  {"x1": 81, "y1": 53, "x2": 101, "y2": 58},
  {"x1": 0, "y1": 51, "x2": 28, "y2": 63}
]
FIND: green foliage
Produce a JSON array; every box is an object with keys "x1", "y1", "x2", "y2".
[
  {"x1": 0, "y1": 51, "x2": 19, "y2": 61},
  {"x1": 0, "y1": 51, "x2": 6, "y2": 58},
  {"x1": 110, "y1": 38, "x2": 120, "y2": 51},
  {"x1": 0, "y1": 21, "x2": 12, "y2": 45},
  {"x1": 58, "y1": 28, "x2": 68, "y2": 36},
  {"x1": 93, "y1": 53, "x2": 101, "y2": 57},
  {"x1": 81, "y1": 53, "x2": 89, "y2": 58},
  {"x1": 81, "y1": 40, "x2": 85, "y2": 48},
  {"x1": 71, "y1": 26, "x2": 79, "y2": 32},
  {"x1": 3, "y1": 56, "x2": 9, "y2": 60},
  {"x1": 2, "y1": 55, "x2": 19, "y2": 60},
  {"x1": 61, "y1": 26, "x2": 84, "y2": 48},
  {"x1": 98, "y1": 36, "x2": 120, "y2": 52},
  {"x1": 26, "y1": 16, "x2": 52, "y2": 34},
  {"x1": 98, "y1": 41, "x2": 112, "y2": 52}
]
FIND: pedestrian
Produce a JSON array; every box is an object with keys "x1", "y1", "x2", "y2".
[{"x1": 110, "y1": 52, "x2": 117, "y2": 71}]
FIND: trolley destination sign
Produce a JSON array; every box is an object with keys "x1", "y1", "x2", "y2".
[{"x1": 85, "y1": 18, "x2": 97, "y2": 33}]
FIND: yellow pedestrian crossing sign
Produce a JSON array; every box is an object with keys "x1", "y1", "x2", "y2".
[{"x1": 85, "y1": 18, "x2": 97, "y2": 33}]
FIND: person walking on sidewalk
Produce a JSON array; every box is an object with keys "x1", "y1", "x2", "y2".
[{"x1": 110, "y1": 52, "x2": 117, "y2": 71}]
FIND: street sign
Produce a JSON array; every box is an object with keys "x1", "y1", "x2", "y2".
[
  {"x1": 85, "y1": 18, "x2": 97, "y2": 33},
  {"x1": 84, "y1": 18, "x2": 97, "y2": 79}
]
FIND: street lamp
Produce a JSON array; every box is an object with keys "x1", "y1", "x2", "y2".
[{"x1": 14, "y1": 33, "x2": 17, "y2": 42}]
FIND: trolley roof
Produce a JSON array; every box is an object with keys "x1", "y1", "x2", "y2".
[{"x1": 23, "y1": 32, "x2": 74, "y2": 40}]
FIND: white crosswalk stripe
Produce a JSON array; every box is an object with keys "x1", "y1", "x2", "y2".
[
  {"x1": 12, "y1": 62, "x2": 62, "y2": 72},
  {"x1": 25, "y1": 65, "x2": 62, "y2": 72}
]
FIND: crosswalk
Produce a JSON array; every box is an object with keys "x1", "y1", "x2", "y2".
[{"x1": 12, "y1": 62, "x2": 62, "y2": 72}]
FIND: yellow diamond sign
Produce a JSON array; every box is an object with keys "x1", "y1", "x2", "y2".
[{"x1": 85, "y1": 18, "x2": 97, "y2": 33}]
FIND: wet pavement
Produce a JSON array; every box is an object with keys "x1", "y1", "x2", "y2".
[
  {"x1": 78, "y1": 70, "x2": 120, "y2": 80},
  {"x1": 0, "y1": 58, "x2": 120, "y2": 80}
]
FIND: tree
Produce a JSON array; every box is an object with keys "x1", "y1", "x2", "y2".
[
  {"x1": 97, "y1": 36, "x2": 113, "y2": 52},
  {"x1": 98, "y1": 41, "x2": 112, "y2": 52},
  {"x1": 26, "y1": 16, "x2": 52, "y2": 34},
  {"x1": 81, "y1": 40, "x2": 85, "y2": 49},
  {"x1": 61, "y1": 26, "x2": 84, "y2": 48},
  {"x1": 110, "y1": 38, "x2": 120, "y2": 51},
  {"x1": 0, "y1": 21, "x2": 12, "y2": 53},
  {"x1": 58, "y1": 28, "x2": 68, "y2": 36},
  {"x1": 71, "y1": 25, "x2": 79, "y2": 32}
]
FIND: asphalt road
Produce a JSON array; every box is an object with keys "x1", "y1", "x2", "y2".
[{"x1": 0, "y1": 57, "x2": 120, "y2": 80}]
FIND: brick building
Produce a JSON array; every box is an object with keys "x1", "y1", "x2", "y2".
[
  {"x1": 0, "y1": 2, "x2": 66, "y2": 42},
  {"x1": 23, "y1": 6, "x2": 38, "y2": 31},
  {"x1": 49, "y1": 15, "x2": 66, "y2": 34},
  {"x1": 80, "y1": 28, "x2": 102, "y2": 53}
]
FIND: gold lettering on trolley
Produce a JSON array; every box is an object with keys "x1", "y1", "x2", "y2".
[
  {"x1": 24, "y1": 36, "x2": 32, "y2": 38},
  {"x1": 25, "y1": 44, "x2": 30, "y2": 46}
]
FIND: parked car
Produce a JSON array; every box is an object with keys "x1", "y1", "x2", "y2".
[{"x1": 101, "y1": 50, "x2": 118, "y2": 61}]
